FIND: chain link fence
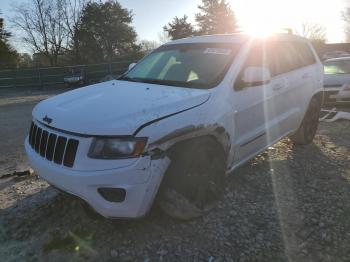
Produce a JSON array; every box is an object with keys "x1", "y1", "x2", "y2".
[{"x1": 0, "y1": 60, "x2": 134, "y2": 89}]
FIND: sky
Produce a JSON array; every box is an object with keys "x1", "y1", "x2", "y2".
[{"x1": 1, "y1": 0, "x2": 350, "y2": 53}]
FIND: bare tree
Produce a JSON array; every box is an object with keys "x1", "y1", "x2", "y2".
[
  {"x1": 11, "y1": 0, "x2": 86, "y2": 66},
  {"x1": 61, "y1": 0, "x2": 87, "y2": 61},
  {"x1": 299, "y1": 22, "x2": 327, "y2": 44},
  {"x1": 139, "y1": 40, "x2": 159, "y2": 54},
  {"x1": 158, "y1": 31, "x2": 170, "y2": 44},
  {"x1": 342, "y1": 8, "x2": 350, "y2": 42}
]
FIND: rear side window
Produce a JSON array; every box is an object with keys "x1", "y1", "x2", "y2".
[
  {"x1": 271, "y1": 42, "x2": 301, "y2": 75},
  {"x1": 270, "y1": 41, "x2": 316, "y2": 75}
]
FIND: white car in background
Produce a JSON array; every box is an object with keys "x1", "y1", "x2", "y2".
[
  {"x1": 25, "y1": 34, "x2": 323, "y2": 220},
  {"x1": 324, "y1": 57, "x2": 350, "y2": 104},
  {"x1": 322, "y1": 51, "x2": 350, "y2": 61}
]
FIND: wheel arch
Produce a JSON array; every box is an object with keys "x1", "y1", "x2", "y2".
[
  {"x1": 166, "y1": 135, "x2": 227, "y2": 161},
  {"x1": 311, "y1": 90, "x2": 324, "y2": 107},
  {"x1": 147, "y1": 124, "x2": 230, "y2": 165}
]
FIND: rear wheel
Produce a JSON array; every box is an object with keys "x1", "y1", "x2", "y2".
[
  {"x1": 289, "y1": 97, "x2": 321, "y2": 145},
  {"x1": 158, "y1": 137, "x2": 226, "y2": 220}
]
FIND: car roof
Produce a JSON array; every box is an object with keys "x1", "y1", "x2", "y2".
[
  {"x1": 324, "y1": 56, "x2": 350, "y2": 62},
  {"x1": 163, "y1": 33, "x2": 309, "y2": 46}
]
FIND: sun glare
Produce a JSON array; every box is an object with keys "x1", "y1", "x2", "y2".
[
  {"x1": 233, "y1": 0, "x2": 294, "y2": 36},
  {"x1": 230, "y1": 0, "x2": 343, "y2": 40}
]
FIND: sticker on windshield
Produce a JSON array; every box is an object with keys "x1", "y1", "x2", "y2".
[{"x1": 204, "y1": 48, "x2": 231, "y2": 55}]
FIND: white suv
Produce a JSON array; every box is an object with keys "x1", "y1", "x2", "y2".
[{"x1": 25, "y1": 34, "x2": 323, "y2": 219}]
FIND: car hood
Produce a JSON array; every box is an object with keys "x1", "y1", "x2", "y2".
[{"x1": 33, "y1": 80, "x2": 210, "y2": 136}]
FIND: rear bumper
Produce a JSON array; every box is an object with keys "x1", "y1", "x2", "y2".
[{"x1": 25, "y1": 138, "x2": 170, "y2": 218}]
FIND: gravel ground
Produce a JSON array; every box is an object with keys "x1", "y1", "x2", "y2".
[
  {"x1": 0, "y1": 88, "x2": 69, "y2": 175},
  {"x1": 0, "y1": 89, "x2": 349, "y2": 261},
  {"x1": 1, "y1": 118, "x2": 349, "y2": 261}
]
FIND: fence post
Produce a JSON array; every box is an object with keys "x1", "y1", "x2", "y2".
[
  {"x1": 37, "y1": 67, "x2": 43, "y2": 89},
  {"x1": 13, "y1": 68, "x2": 17, "y2": 88}
]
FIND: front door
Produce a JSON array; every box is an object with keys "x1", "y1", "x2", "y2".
[{"x1": 231, "y1": 41, "x2": 289, "y2": 164}]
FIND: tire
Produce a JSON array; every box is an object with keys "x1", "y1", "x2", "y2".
[
  {"x1": 158, "y1": 137, "x2": 226, "y2": 220},
  {"x1": 289, "y1": 97, "x2": 321, "y2": 145}
]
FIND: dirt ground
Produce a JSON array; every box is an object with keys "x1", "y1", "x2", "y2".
[{"x1": 0, "y1": 89, "x2": 350, "y2": 261}]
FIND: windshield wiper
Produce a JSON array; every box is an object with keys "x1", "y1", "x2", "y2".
[
  {"x1": 131, "y1": 78, "x2": 204, "y2": 88},
  {"x1": 119, "y1": 76, "x2": 207, "y2": 88},
  {"x1": 118, "y1": 76, "x2": 145, "y2": 83}
]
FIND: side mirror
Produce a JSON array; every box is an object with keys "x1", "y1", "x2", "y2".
[
  {"x1": 236, "y1": 66, "x2": 271, "y2": 90},
  {"x1": 128, "y1": 63, "x2": 137, "y2": 71}
]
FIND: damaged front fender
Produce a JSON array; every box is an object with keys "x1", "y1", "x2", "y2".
[{"x1": 147, "y1": 123, "x2": 231, "y2": 160}]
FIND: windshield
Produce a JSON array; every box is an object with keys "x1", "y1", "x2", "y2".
[
  {"x1": 324, "y1": 60, "x2": 350, "y2": 74},
  {"x1": 119, "y1": 43, "x2": 241, "y2": 89}
]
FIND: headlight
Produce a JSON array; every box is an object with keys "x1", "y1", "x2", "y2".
[{"x1": 88, "y1": 137, "x2": 147, "y2": 159}]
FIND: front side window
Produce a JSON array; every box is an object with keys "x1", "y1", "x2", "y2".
[
  {"x1": 120, "y1": 43, "x2": 242, "y2": 89},
  {"x1": 234, "y1": 41, "x2": 277, "y2": 89},
  {"x1": 324, "y1": 60, "x2": 350, "y2": 74}
]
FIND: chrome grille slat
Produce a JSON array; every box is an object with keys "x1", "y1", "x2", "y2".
[
  {"x1": 54, "y1": 136, "x2": 67, "y2": 164},
  {"x1": 35, "y1": 128, "x2": 42, "y2": 152},
  {"x1": 29, "y1": 122, "x2": 34, "y2": 144},
  {"x1": 31, "y1": 125, "x2": 38, "y2": 147},
  {"x1": 46, "y1": 133, "x2": 57, "y2": 161},
  {"x1": 28, "y1": 121, "x2": 79, "y2": 168},
  {"x1": 63, "y1": 139, "x2": 79, "y2": 168},
  {"x1": 40, "y1": 131, "x2": 49, "y2": 157}
]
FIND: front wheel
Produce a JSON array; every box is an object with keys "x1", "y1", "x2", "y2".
[
  {"x1": 158, "y1": 138, "x2": 226, "y2": 220},
  {"x1": 289, "y1": 97, "x2": 321, "y2": 145}
]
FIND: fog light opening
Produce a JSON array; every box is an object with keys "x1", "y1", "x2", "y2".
[{"x1": 98, "y1": 188, "x2": 126, "y2": 203}]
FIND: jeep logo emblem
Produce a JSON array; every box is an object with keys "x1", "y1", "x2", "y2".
[{"x1": 43, "y1": 115, "x2": 53, "y2": 124}]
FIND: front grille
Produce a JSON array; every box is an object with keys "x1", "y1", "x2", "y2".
[{"x1": 28, "y1": 121, "x2": 79, "y2": 168}]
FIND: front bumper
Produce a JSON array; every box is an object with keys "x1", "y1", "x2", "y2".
[{"x1": 25, "y1": 138, "x2": 170, "y2": 218}]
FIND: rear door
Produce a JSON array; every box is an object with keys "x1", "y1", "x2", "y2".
[
  {"x1": 291, "y1": 41, "x2": 321, "y2": 125},
  {"x1": 267, "y1": 41, "x2": 304, "y2": 135}
]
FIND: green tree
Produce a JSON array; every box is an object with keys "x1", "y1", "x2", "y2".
[
  {"x1": 163, "y1": 15, "x2": 196, "y2": 40},
  {"x1": 73, "y1": 0, "x2": 140, "y2": 63},
  {"x1": 195, "y1": 0, "x2": 238, "y2": 35},
  {"x1": 0, "y1": 14, "x2": 18, "y2": 69}
]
